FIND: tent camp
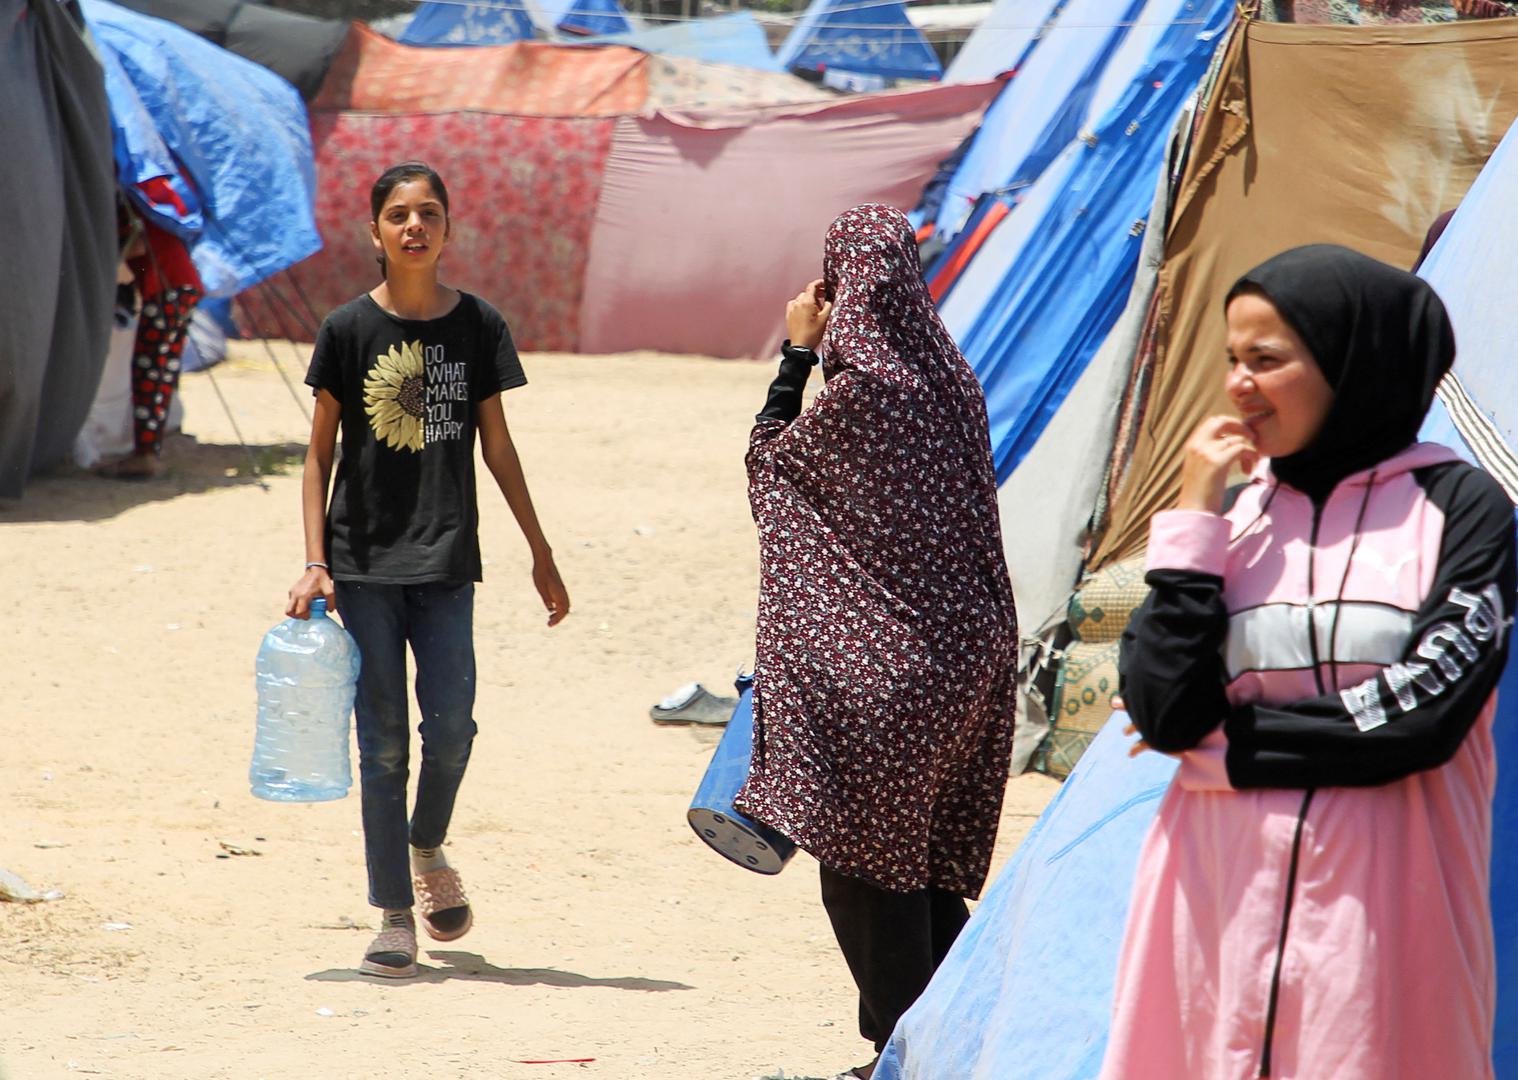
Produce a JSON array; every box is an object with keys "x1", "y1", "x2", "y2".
[
  {"x1": 0, "y1": 0, "x2": 117, "y2": 498},
  {"x1": 254, "y1": 22, "x2": 993, "y2": 356},
  {"x1": 268, "y1": 79, "x2": 996, "y2": 355},
  {"x1": 776, "y1": 0, "x2": 943, "y2": 81},
  {"x1": 871, "y1": 14, "x2": 1518, "y2": 1079},
  {"x1": 876, "y1": 119, "x2": 1518, "y2": 1077}
]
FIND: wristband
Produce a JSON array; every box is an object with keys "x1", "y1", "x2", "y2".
[{"x1": 305, "y1": 561, "x2": 329, "y2": 571}]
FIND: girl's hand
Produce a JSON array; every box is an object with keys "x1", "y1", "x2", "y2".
[
  {"x1": 1178, "y1": 415, "x2": 1258, "y2": 513},
  {"x1": 286, "y1": 567, "x2": 336, "y2": 619},
  {"x1": 785, "y1": 279, "x2": 832, "y2": 351},
  {"x1": 533, "y1": 556, "x2": 571, "y2": 627}
]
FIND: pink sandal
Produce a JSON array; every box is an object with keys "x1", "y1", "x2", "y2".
[
  {"x1": 360, "y1": 910, "x2": 418, "y2": 978},
  {"x1": 413, "y1": 866, "x2": 473, "y2": 942}
]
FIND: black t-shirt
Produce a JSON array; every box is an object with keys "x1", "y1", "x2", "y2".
[{"x1": 304, "y1": 292, "x2": 526, "y2": 584}]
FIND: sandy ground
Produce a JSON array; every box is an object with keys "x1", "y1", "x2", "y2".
[{"x1": 0, "y1": 346, "x2": 1059, "y2": 1080}]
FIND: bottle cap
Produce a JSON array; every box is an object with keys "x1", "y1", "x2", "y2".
[{"x1": 310, "y1": 597, "x2": 328, "y2": 616}]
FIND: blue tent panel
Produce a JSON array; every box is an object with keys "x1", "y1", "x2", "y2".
[
  {"x1": 588, "y1": 11, "x2": 783, "y2": 71},
  {"x1": 558, "y1": 0, "x2": 633, "y2": 37},
  {"x1": 875, "y1": 716, "x2": 1176, "y2": 1080},
  {"x1": 1415, "y1": 116, "x2": 1518, "y2": 1079},
  {"x1": 81, "y1": 0, "x2": 321, "y2": 298},
  {"x1": 958, "y1": 0, "x2": 1234, "y2": 483},
  {"x1": 945, "y1": 0, "x2": 1057, "y2": 83},
  {"x1": 776, "y1": 0, "x2": 942, "y2": 82},
  {"x1": 933, "y1": 0, "x2": 1153, "y2": 240},
  {"x1": 400, "y1": 0, "x2": 534, "y2": 45}
]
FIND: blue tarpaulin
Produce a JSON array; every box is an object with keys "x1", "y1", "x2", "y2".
[
  {"x1": 402, "y1": 0, "x2": 632, "y2": 44},
  {"x1": 557, "y1": 0, "x2": 633, "y2": 37},
  {"x1": 775, "y1": 0, "x2": 942, "y2": 82},
  {"x1": 875, "y1": 716, "x2": 1176, "y2": 1080},
  {"x1": 954, "y1": 0, "x2": 1233, "y2": 483},
  {"x1": 400, "y1": 0, "x2": 534, "y2": 44},
  {"x1": 944, "y1": 0, "x2": 1055, "y2": 83},
  {"x1": 1415, "y1": 115, "x2": 1518, "y2": 1080},
  {"x1": 587, "y1": 11, "x2": 782, "y2": 71},
  {"x1": 931, "y1": 0, "x2": 1143, "y2": 239},
  {"x1": 81, "y1": 0, "x2": 321, "y2": 298}
]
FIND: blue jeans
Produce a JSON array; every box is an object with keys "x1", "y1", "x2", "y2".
[{"x1": 335, "y1": 581, "x2": 478, "y2": 910}]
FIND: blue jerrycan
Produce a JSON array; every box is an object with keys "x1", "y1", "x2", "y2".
[
  {"x1": 688, "y1": 674, "x2": 797, "y2": 874},
  {"x1": 250, "y1": 597, "x2": 360, "y2": 802}
]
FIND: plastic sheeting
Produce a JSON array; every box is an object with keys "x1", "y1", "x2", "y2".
[
  {"x1": 1415, "y1": 118, "x2": 1518, "y2": 1079},
  {"x1": 931, "y1": 0, "x2": 1144, "y2": 240},
  {"x1": 109, "y1": 0, "x2": 347, "y2": 101},
  {"x1": 0, "y1": 0, "x2": 117, "y2": 497},
  {"x1": 1089, "y1": 17, "x2": 1518, "y2": 571},
  {"x1": 943, "y1": 0, "x2": 1053, "y2": 83},
  {"x1": 952, "y1": 0, "x2": 1233, "y2": 483},
  {"x1": 401, "y1": 0, "x2": 632, "y2": 44},
  {"x1": 556, "y1": 0, "x2": 633, "y2": 37},
  {"x1": 988, "y1": 151, "x2": 1171, "y2": 690},
  {"x1": 588, "y1": 11, "x2": 783, "y2": 71},
  {"x1": 930, "y1": 0, "x2": 1202, "y2": 286},
  {"x1": 82, "y1": 0, "x2": 321, "y2": 298},
  {"x1": 400, "y1": 0, "x2": 536, "y2": 44},
  {"x1": 775, "y1": 0, "x2": 943, "y2": 81},
  {"x1": 576, "y1": 82, "x2": 999, "y2": 359},
  {"x1": 875, "y1": 714, "x2": 1176, "y2": 1080},
  {"x1": 314, "y1": 23, "x2": 648, "y2": 114}
]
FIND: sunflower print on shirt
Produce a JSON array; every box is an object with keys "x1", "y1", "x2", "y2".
[{"x1": 364, "y1": 340, "x2": 426, "y2": 452}]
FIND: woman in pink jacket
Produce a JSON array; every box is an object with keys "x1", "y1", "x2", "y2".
[{"x1": 1102, "y1": 245, "x2": 1515, "y2": 1079}]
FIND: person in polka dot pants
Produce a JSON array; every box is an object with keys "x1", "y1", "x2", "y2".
[{"x1": 103, "y1": 182, "x2": 203, "y2": 479}]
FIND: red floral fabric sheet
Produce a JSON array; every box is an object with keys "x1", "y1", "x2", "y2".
[{"x1": 245, "y1": 111, "x2": 613, "y2": 353}]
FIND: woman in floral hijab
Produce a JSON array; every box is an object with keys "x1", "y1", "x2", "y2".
[{"x1": 737, "y1": 204, "x2": 1019, "y2": 1077}]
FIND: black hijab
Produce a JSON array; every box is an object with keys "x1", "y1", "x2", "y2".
[{"x1": 1225, "y1": 244, "x2": 1456, "y2": 502}]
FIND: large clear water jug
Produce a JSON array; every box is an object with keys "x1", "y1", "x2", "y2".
[{"x1": 251, "y1": 597, "x2": 360, "y2": 801}]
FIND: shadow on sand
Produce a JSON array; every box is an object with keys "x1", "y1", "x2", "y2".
[
  {"x1": 305, "y1": 950, "x2": 695, "y2": 991},
  {"x1": 0, "y1": 435, "x2": 305, "y2": 525}
]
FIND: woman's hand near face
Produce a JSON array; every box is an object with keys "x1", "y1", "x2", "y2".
[
  {"x1": 785, "y1": 279, "x2": 832, "y2": 351},
  {"x1": 1178, "y1": 415, "x2": 1258, "y2": 513}
]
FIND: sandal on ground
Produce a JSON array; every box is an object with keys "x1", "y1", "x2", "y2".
[
  {"x1": 95, "y1": 454, "x2": 163, "y2": 481},
  {"x1": 359, "y1": 909, "x2": 417, "y2": 978},
  {"x1": 833, "y1": 1058, "x2": 877, "y2": 1079},
  {"x1": 413, "y1": 866, "x2": 473, "y2": 942},
  {"x1": 648, "y1": 682, "x2": 738, "y2": 726}
]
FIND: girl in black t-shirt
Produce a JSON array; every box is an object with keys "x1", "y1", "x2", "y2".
[{"x1": 286, "y1": 162, "x2": 570, "y2": 979}]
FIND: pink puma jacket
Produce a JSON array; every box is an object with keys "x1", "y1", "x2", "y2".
[{"x1": 1101, "y1": 443, "x2": 1515, "y2": 1080}]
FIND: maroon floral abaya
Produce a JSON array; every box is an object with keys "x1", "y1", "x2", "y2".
[{"x1": 735, "y1": 205, "x2": 1018, "y2": 897}]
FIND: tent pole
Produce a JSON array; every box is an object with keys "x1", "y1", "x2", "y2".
[
  {"x1": 239, "y1": 286, "x2": 312, "y2": 424},
  {"x1": 203, "y1": 367, "x2": 270, "y2": 492}
]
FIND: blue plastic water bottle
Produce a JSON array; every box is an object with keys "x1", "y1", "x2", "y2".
[{"x1": 250, "y1": 597, "x2": 360, "y2": 802}]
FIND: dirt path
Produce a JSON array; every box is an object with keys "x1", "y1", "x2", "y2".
[{"x1": 0, "y1": 347, "x2": 1057, "y2": 1080}]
